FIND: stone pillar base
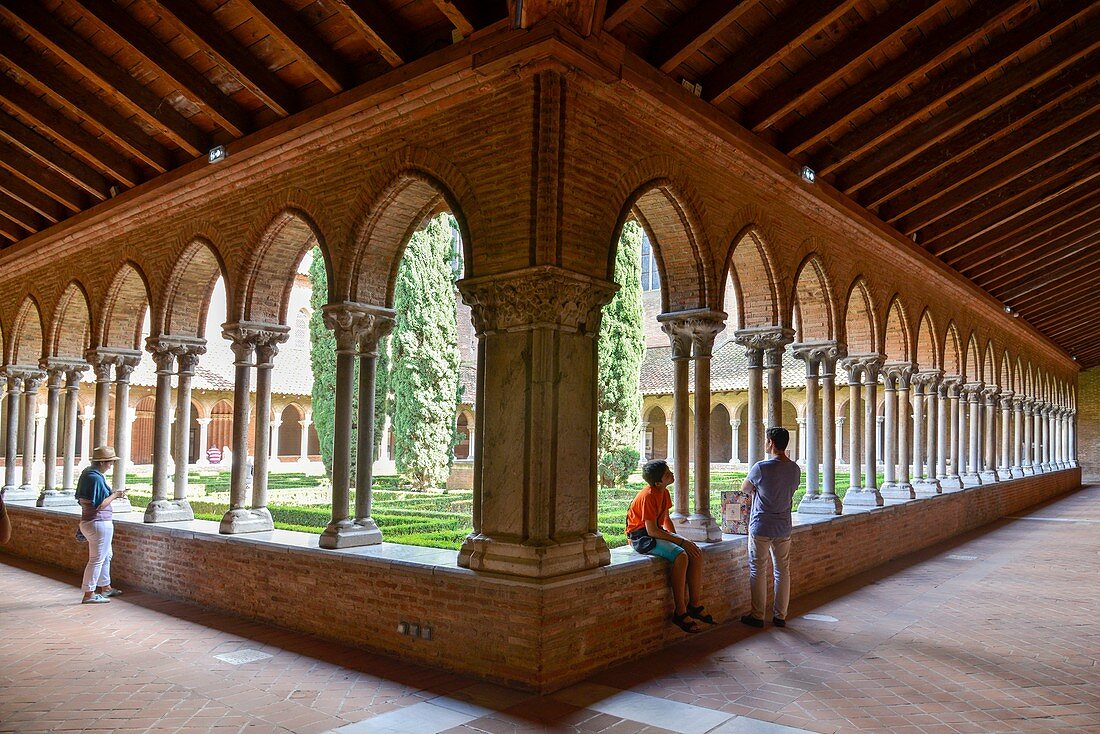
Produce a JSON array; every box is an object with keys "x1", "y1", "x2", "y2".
[
  {"x1": 319, "y1": 518, "x2": 383, "y2": 549},
  {"x1": 677, "y1": 514, "x2": 722, "y2": 542},
  {"x1": 938, "y1": 475, "x2": 964, "y2": 491},
  {"x1": 219, "y1": 507, "x2": 274, "y2": 534},
  {"x1": 913, "y1": 479, "x2": 941, "y2": 498},
  {"x1": 1022, "y1": 465, "x2": 1035, "y2": 476},
  {"x1": 112, "y1": 497, "x2": 134, "y2": 513},
  {"x1": 37, "y1": 490, "x2": 78, "y2": 507},
  {"x1": 457, "y1": 532, "x2": 610, "y2": 578},
  {"x1": 842, "y1": 488, "x2": 882, "y2": 511},
  {"x1": 881, "y1": 482, "x2": 915, "y2": 504},
  {"x1": 996, "y1": 467, "x2": 1011, "y2": 480},
  {"x1": 961, "y1": 472, "x2": 983, "y2": 488},
  {"x1": 4, "y1": 486, "x2": 39, "y2": 502},
  {"x1": 144, "y1": 499, "x2": 196, "y2": 523},
  {"x1": 979, "y1": 470, "x2": 999, "y2": 483},
  {"x1": 1039, "y1": 463, "x2": 1052, "y2": 473},
  {"x1": 1009, "y1": 467, "x2": 1024, "y2": 478},
  {"x1": 796, "y1": 493, "x2": 842, "y2": 515}
]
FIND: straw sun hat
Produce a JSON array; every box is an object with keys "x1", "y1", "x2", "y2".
[{"x1": 91, "y1": 446, "x2": 119, "y2": 462}]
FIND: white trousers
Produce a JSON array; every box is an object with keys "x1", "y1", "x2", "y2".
[
  {"x1": 749, "y1": 534, "x2": 791, "y2": 621},
  {"x1": 80, "y1": 519, "x2": 113, "y2": 592}
]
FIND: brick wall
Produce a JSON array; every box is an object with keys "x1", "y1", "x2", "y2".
[
  {"x1": 1078, "y1": 368, "x2": 1099, "y2": 480},
  {"x1": 2, "y1": 469, "x2": 1080, "y2": 692}
]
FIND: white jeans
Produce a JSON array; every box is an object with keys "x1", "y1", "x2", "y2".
[
  {"x1": 749, "y1": 534, "x2": 790, "y2": 621},
  {"x1": 80, "y1": 520, "x2": 113, "y2": 592}
]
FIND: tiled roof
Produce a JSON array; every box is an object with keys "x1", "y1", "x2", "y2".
[{"x1": 640, "y1": 343, "x2": 849, "y2": 395}]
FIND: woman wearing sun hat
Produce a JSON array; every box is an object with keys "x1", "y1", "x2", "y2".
[{"x1": 75, "y1": 446, "x2": 126, "y2": 604}]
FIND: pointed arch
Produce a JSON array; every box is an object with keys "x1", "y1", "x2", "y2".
[
  {"x1": 790, "y1": 254, "x2": 835, "y2": 341},
  {"x1": 842, "y1": 277, "x2": 877, "y2": 355},
  {"x1": 1014, "y1": 356, "x2": 1025, "y2": 394},
  {"x1": 613, "y1": 180, "x2": 710, "y2": 313},
  {"x1": 915, "y1": 309, "x2": 938, "y2": 370},
  {"x1": 1025, "y1": 362, "x2": 1034, "y2": 398},
  {"x1": 11, "y1": 296, "x2": 45, "y2": 366},
  {"x1": 943, "y1": 322, "x2": 963, "y2": 375},
  {"x1": 999, "y1": 351, "x2": 1012, "y2": 391},
  {"x1": 963, "y1": 332, "x2": 981, "y2": 382},
  {"x1": 101, "y1": 262, "x2": 151, "y2": 350},
  {"x1": 163, "y1": 238, "x2": 230, "y2": 338},
  {"x1": 350, "y1": 171, "x2": 470, "y2": 308},
  {"x1": 241, "y1": 208, "x2": 333, "y2": 324},
  {"x1": 982, "y1": 340, "x2": 996, "y2": 385},
  {"x1": 50, "y1": 281, "x2": 93, "y2": 359},
  {"x1": 722, "y1": 225, "x2": 780, "y2": 329},
  {"x1": 883, "y1": 296, "x2": 910, "y2": 362}
]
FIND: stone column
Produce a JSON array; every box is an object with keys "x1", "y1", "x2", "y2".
[
  {"x1": 298, "y1": 415, "x2": 311, "y2": 463},
  {"x1": 455, "y1": 266, "x2": 616, "y2": 577},
  {"x1": 88, "y1": 355, "x2": 113, "y2": 447},
  {"x1": 172, "y1": 346, "x2": 204, "y2": 517},
  {"x1": 638, "y1": 420, "x2": 648, "y2": 462},
  {"x1": 879, "y1": 368, "x2": 898, "y2": 498},
  {"x1": 896, "y1": 365, "x2": 914, "y2": 500},
  {"x1": 764, "y1": 334, "x2": 794, "y2": 428},
  {"x1": 841, "y1": 361, "x2": 863, "y2": 497},
  {"x1": 660, "y1": 315, "x2": 692, "y2": 523},
  {"x1": 196, "y1": 417, "x2": 212, "y2": 465},
  {"x1": 730, "y1": 418, "x2": 741, "y2": 463},
  {"x1": 79, "y1": 409, "x2": 92, "y2": 467},
  {"x1": 664, "y1": 419, "x2": 675, "y2": 466},
  {"x1": 737, "y1": 337, "x2": 763, "y2": 467},
  {"x1": 2, "y1": 372, "x2": 21, "y2": 494},
  {"x1": 1035, "y1": 402, "x2": 1046, "y2": 472},
  {"x1": 794, "y1": 343, "x2": 842, "y2": 515},
  {"x1": 251, "y1": 335, "x2": 288, "y2": 529},
  {"x1": 998, "y1": 391, "x2": 1013, "y2": 478},
  {"x1": 733, "y1": 327, "x2": 791, "y2": 464},
  {"x1": 354, "y1": 313, "x2": 396, "y2": 540},
  {"x1": 961, "y1": 383, "x2": 983, "y2": 487},
  {"x1": 979, "y1": 386, "x2": 1000, "y2": 483},
  {"x1": 911, "y1": 376, "x2": 926, "y2": 494},
  {"x1": 1041, "y1": 403, "x2": 1053, "y2": 471},
  {"x1": 269, "y1": 418, "x2": 282, "y2": 461},
  {"x1": 1011, "y1": 397, "x2": 1024, "y2": 477},
  {"x1": 914, "y1": 372, "x2": 942, "y2": 496},
  {"x1": 144, "y1": 341, "x2": 177, "y2": 522},
  {"x1": 794, "y1": 419, "x2": 804, "y2": 461},
  {"x1": 669, "y1": 311, "x2": 725, "y2": 542},
  {"x1": 15, "y1": 371, "x2": 45, "y2": 498},
  {"x1": 1069, "y1": 409, "x2": 1077, "y2": 467},
  {"x1": 1021, "y1": 399, "x2": 1035, "y2": 475},
  {"x1": 1058, "y1": 408, "x2": 1068, "y2": 468},
  {"x1": 36, "y1": 365, "x2": 65, "y2": 506},
  {"x1": 60, "y1": 366, "x2": 85, "y2": 496},
  {"x1": 112, "y1": 357, "x2": 140, "y2": 512},
  {"x1": 835, "y1": 416, "x2": 845, "y2": 466},
  {"x1": 844, "y1": 355, "x2": 883, "y2": 510},
  {"x1": 940, "y1": 378, "x2": 961, "y2": 489}
]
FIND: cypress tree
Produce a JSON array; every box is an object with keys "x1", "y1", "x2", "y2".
[
  {"x1": 307, "y1": 247, "x2": 346, "y2": 475},
  {"x1": 392, "y1": 213, "x2": 460, "y2": 489},
  {"x1": 597, "y1": 220, "x2": 646, "y2": 485}
]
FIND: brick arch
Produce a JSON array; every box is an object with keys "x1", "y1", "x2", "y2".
[
  {"x1": 1014, "y1": 356, "x2": 1025, "y2": 394},
  {"x1": 349, "y1": 169, "x2": 469, "y2": 307},
  {"x1": 100, "y1": 262, "x2": 150, "y2": 350},
  {"x1": 612, "y1": 179, "x2": 710, "y2": 313},
  {"x1": 1024, "y1": 362, "x2": 1034, "y2": 398},
  {"x1": 50, "y1": 281, "x2": 93, "y2": 359},
  {"x1": 942, "y1": 321, "x2": 963, "y2": 375},
  {"x1": 10, "y1": 296, "x2": 44, "y2": 366},
  {"x1": 915, "y1": 308, "x2": 938, "y2": 370},
  {"x1": 723, "y1": 225, "x2": 781, "y2": 329},
  {"x1": 963, "y1": 333, "x2": 981, "y2": 382},
  {"x1": 882, "y1": 296, "x2": 911, "y2": 362},
  {"x1": 790, "y1": 253, "x2": 835, "y2": 340},
  {"x1": 999, "y1": 350, "x2": 1012, "y2": 390},
  {"x1": 842, "y1": 277, "x2": 877, "y2": 355},
  {"x1": 162, "y1": 238, "x2": 229, "y2": 338},
  {"x1": 982, "y1": 340, "x2": 996, "y2": 385},
  {"x1": 240, "y1": 208, "x2": 333, "y2": 325}
]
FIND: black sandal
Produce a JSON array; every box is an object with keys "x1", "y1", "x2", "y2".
[
  {"x1": 687, "y1": 605, "x2": 717, "y2": 625},
  {"x1": 672, "y1": 612, "x2": 701, "y2": 633}
]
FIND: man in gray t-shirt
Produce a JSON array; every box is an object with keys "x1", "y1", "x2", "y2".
[{"x1": 740, "y1": 426, "x2": 801, "y2": 628}]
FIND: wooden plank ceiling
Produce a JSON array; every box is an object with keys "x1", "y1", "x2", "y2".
[{"x1": 0, "y1": 1, "x2": 1096, "y2": 366}]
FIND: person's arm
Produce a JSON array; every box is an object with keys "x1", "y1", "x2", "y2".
[
  {"x1": 93, "y1": 477, "x2": 123, "y2": 510},
  {"x1": 645, "y1": 510, "x2": 680, "y2": 543},
  {"x1": 740, "y1": 478, "x2": 755, "y2": 496},
  {"x1": 0, "y1": 490, "x2": 11, "y2": 545}
]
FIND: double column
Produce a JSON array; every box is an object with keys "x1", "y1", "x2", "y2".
[
  {"x1": 2, "y1": 371, "x2": 21, "y2": 495},
  {"x1": 998, "y1": 390, "x2": 1014, "y2": 479},
  {"x1": 792, "y1": 342, "x2": 844, "y2": 515},
  {"x1": 733, "y1": 326, "x2": 794, "y2": 469},
  {"x1": 913, "y1": 371, "x2": 942, "y2": 497},
  {"x1": 86, "y1": 348, "x2": 141, "y2": 512},
  {"x1": 977, "y1": 386, "x2": 1000, "y2": 483},
  {"x1": 6, "y1": 368, "x2": 46, "y2": 501},
  {"x1": 319, "y1": 302, "x2": 396, "y2": 549},
  {"x1": 1011, "y1": 396, "x2": 1025, "y2": 477},
  {"x1": 840, "y1": 354, "x2": 884, "y2": 510},
  {"x1": 219, "y1": 323, "x2": 289, "y2": 534},
  {"x1": 1021, "y1": 399, "x2": 1036, "y2": 475},
  {"x1": 36, "y1": 360, "x2": 88, "y2": 507},
  {"x1": 660, "y1": 310, "x2": 727, "y2": 542},
  {"x1": 881, "y1": 363, "x2": 915, "y2": 503},
  {"x1": 960, "y1": 382, "x2": 984, "y2": 487},
  {"x1": 144, "y1": 336, "x2": 206, "y2": 523}
]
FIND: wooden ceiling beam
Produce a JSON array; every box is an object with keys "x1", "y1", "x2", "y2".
[
  {"x1": 0, "y1": 111, "x2": 109, "y2": 200},
  {"x1": 820, "y1": 2, "x2": 1091, "y2": 178},
  {"x1": 0, "y1": 75, "x2": 141, "y2": 186},
  {"x1": 330, "y1": 0, "x2": 409, "y2": 67},
  {"x1": 0, "y1": 190, "x2": 46, "y2": 232},
  {"x1": 71, "y1": 0, "x2": 251, "y2": 138},
  {"x1": 1030, "y1": 298, "x2": 1100, "y2": 332},
  {"x1": 951, "y1": 187, "x2": 1100, "y2": 258},
  {"x1": 649, "y1": 0, "x2": 753, "y2": 74},
  {"x1": 781, "y1": 1, "x2": 1030, "y2": 157},
  {"x1": 957, "y1": 210, "x2": 1100, "y2": 278},
  {"x1": 0, "y1": 29, "x2": 172, "y2": 172},
  {"x1": 897, "y1": 118, "x2": 1100, "y2": 234},
  {"x1": 978, "y1": 226, "x2": 1100, "y2": 293},
  {"x1": 604, "y1": 0, "x2": 648, "y2": 31},
  {"x1": 838, "y1": 38, "x2": 1100, "y2": 195},
  {"x1": 875, "y1": 87, "x2": 1098, "y2": 219},
  {"x1": 151, "y1": 0, "x2": 296, "y2": 117},
  {"x1": 1, "y1": 2, "x2": 207, "y2": 157},
  {"x1": 0, "y1": 216, "x2": 25, "y2": 244},
  {"x1": 433, "y1": 1, "x2": 507, "y2": 36},
  {"x1": 0, "y1": 170, "x2": 66, "y2": 224},
  {"x1": 0, "y1": 141, "x2": 87, "y2": 211},
  {"x1": 999, "y1": 263, "x2": 1100, "y2": 307},
  {"x1": 236, "y1": 0, "x2": 347, "y2": 93},
  {"x1": 704, "y1": 0, "x2": 860, "y2": 106},
  {"x1": 918, "y1": 148, "x2": 1100, "y2": 252},
  {"x1": 744, "y1": 0, "x2": 948, "y2": 132}
]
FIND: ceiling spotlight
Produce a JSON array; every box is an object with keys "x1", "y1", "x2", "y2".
[
  {"x1": 208, "y1": 145, "x2": 227, "y2": 163},
  {"x1": 1012, "y1": 312, "x2": 1020, "y2": 319},
  {"x1": 800, "y1": 165, "x2": 816, "y2": 183},
  {"x1": 1004, "y1": 305, "x2": 1013, "y2": 314}
]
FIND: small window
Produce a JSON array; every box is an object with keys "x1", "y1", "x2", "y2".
[{"x1": 640, "y1": 231, "x2": 661, "y2": 292}]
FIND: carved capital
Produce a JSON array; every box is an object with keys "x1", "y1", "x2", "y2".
[
  {"x1": 792, "y1": 341, "x2": 845, "y2": 376},
  {"x1": 733, "y1": 326, "x2": 794, "y2": 369},
  {"x1": 458, "y1": 266, "x2": 617, "y2": 337},
  {"x1": 322, "y1": 302, "x2": 397, "y2": 356},
  {"x1": 882, "y1": 362, "x2": 916, "y2": 390},
  {"x1": 21, "y1": 370, "x2": 46, "y2": 392},
  {"x1": 64, "y1": 365, "x2": 88, "y2": 388},
  {"x1": 659, "y1": 309, "x2": 727, "y2": 359},
  {"x1": 841, "y1": 353, "x2": 884, "y2": 383},
  {"x1": 961, "y1": 382, "x2": 984, "y2": 401},
  {"x1": 4, "y1": 371, "x2": 23, "y2": 393}
]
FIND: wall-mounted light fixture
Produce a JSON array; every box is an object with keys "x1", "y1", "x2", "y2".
[
  {"x1": 800, "y1": 165, "x2": 816, "y2": 183},
  {"x1": 208, "y1": 145, "x2": 227, "y2": 164}
]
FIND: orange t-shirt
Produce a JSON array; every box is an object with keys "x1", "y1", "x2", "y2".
[{"x1": 626, "y1": 485, "x2": 672, "y2": 534}]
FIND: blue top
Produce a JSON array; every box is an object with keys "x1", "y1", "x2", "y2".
[
  {"x1": 75, "y1": 466, "x2": 112, "y2": 522},
  {"x1": 747, "y1": 457, "x2": 801, "y2": 537}
]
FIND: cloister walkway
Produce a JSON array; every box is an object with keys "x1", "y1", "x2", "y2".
[{"x1": 2, "y1": 486, "x2": 1098, "y2": 734}]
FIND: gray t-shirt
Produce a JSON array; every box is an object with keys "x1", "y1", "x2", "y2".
[{"x1": 747, "y1": 457, "x2": 801, "y2": 537}]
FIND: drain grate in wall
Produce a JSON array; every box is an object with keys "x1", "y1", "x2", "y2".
[{"x1": 214, "y1": 649, "x2": 273, "y2": 665}]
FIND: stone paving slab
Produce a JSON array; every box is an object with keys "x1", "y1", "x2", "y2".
[{"x1": 2, "y1": 485, "x2": 1099, "y2": 733}]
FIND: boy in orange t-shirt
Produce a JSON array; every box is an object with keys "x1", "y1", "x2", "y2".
[{"x1": 626, "y1": 460, "x2": 717, "y2": 633}]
